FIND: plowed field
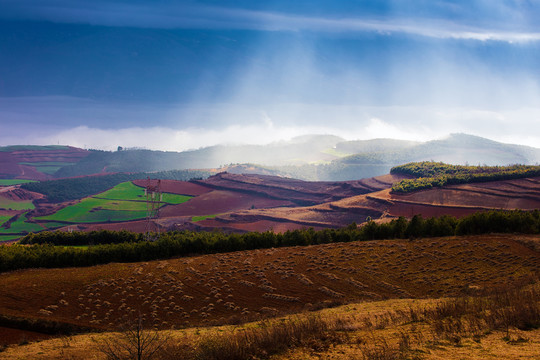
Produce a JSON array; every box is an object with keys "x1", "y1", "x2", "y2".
[{"x1": 0, "y1": 234, "x2": 538, "y2": 337}]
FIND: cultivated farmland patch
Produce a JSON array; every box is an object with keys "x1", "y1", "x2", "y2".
[{"x1": 35, "y1": 182, "x2": 192, "y2": 224}]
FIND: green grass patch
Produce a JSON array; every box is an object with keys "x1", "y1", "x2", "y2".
[
  {"x1": 0, "y1": 179, "x2": 37, "y2": 186},
  {"x1": 97, "y1": 181, "x2": 192, "y2": 204},
  {"x1": 161, "y1": 193, "x2": 192, "y2": 204},
  {"x1": 95, "y1": 181, "x2": 146, "y2": 200},
  {"x1": 0, "y1": 234, "x2": 21, "y2": 242},
  {"x1": 0, "y1": 214, "x2": 43, "y2": 234},
  {"x1": 0, "y1": 145, "x2": 70, "y2": 152},
  {"x1": 34, "y1": 166, "x2": 63, "y2": 174},
  {"x1": 43, "y1": 222, "x2": 69, "y2": 229},
  {"x1": 0, "y1": 215, "x2": 12, "y2": 226},
  {"x1": 192, "y1": 214, "x2": 221, "y2": 222},
  {"x1": 35, "y1": 181, "x2": 192, "y2": 224},
  {"x1": 0, "y1": 197, "x2": 34, "y2": 210},
  {"x1": 18, "y1": 162, "x2": 76, "y2": 167},
  {"x1": 35, "y1": 198, "x2": 147, "y2": 223},
  {"x1": 18, "y1": 162, "x2": 76, "y2": 175},
  {"x1": 60, "y1": 245, "x2": 89, "y2": 250},
  {"x1": 70, "y1": 209, "x2": 148, "y2": 223}
]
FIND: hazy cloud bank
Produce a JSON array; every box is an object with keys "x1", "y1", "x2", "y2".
[{"x1": 2, "y1": 99, "x2": 539, "y2": 151}]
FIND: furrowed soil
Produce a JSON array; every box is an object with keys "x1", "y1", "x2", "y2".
[{"x1": 0, "y1": 234, "x2": 538, "y2": 339}]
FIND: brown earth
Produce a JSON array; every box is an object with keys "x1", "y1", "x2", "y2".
[
  {"x1": 194, "y1": 172, "x2": 404, "y2": 206},
  {"x1": 372, "y1": 176, "x2": 540, "y2": 219},
  {"x1": 163, "y1": 173, "x2": 405, "y2": 233},
  {"x1": 203, "y1": 176, "x2": 540, "y2": 232},
  {"x1": 0, "y1": 327, "x2": 52, "y2": 347},
  {"x1": 160, "y1": 189, "x2": 295, "y2": 217},
  {"x1": 0, "y1": 187, "x2": 44, "y2": 202},
  {"x1": 0, "y1": 234, "x2": 537, "y2": 340}
]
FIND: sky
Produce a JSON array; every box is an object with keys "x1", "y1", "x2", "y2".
[{"x1": 1, "y1": 0, "x2": 540, "y2": 150}]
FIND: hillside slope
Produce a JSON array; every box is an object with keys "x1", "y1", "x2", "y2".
[
  {"x1": 0, "y1": 234, "x2": 537, "y2": 336},
  {"x1": 191, "y1": 175, "x2": 540, "y2": 233}
]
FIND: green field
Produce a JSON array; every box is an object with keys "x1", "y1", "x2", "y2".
[
  {"x1": 0, "y1": 213, "x2": 43, "y2": 234},
  {"x1": 0, "y1": 197, "x2": 34, "y2": 210},
  {"x1": 36, "y1": 181, "x2": 192, "y2": 224},
  {"x1": 35, "y1": 198, "x2": 147, "y2": 223},
  {"x1": 0, "y1": 145, "x2": 70, "y2": 152},
  {"x1": 19, "y1": 161, "x2": 76, "y2": 175},
  {"x1": 98, "y1": 181, "x2": 192, "y2": 204},
  {"x1": 192, "y1": 214, "x2": 220, "y2": 222},
  {"x1": 0, "y1": 235, "x2": 21, "y2": 242},
  {"x1": 94, "y1": 181, "x2": 145, "y2": 200},
  {"x1": 0, "y1": 179, "x2": 36, "y2": 186},
  {"x1": 43, "y1": 222, "x2": 69, "y2": 229},
  {"x1": 0, "y1": 215, "x2": 12, "y2": 226}
]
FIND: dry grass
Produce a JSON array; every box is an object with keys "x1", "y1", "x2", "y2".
[{"x1": 1, "y1": 289, "x2": 539, "y2": 360}]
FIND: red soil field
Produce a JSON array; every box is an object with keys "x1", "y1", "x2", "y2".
[
  {"x1": 195, "y1": 173, "x2": 405, "y2": 206},
  {"x1": 0, "y1": 187, "x2": 44, "y2": 202},
  {"x1": 160, "y1": 189, "x2": 295, "y2": 218},
  {"x1": 0, "y1": 234, "x2": 537, "y2": 338},
  {"x1": 367, "y1": 176, "x2": 540, "y2": 219},
  {"x1": 192, "y1": 175, "x2": 540, "y2": 232}
]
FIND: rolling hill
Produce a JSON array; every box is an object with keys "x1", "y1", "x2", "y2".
[{"x1": 1, "y1": 134, "x2": 540, "y2": 181}]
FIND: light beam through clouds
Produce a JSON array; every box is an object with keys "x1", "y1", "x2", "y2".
[{"x1": 0, "y1": 1, "x2": 539, "y2": 150}]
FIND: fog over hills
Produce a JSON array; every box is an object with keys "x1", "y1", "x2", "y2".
[{"x1": 2, "y1": 133, "x2": 535, "y2": 181}]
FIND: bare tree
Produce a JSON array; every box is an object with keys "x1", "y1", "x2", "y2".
[{"x1": 95, "y1": 314, "x2": 170, "y2": 360}]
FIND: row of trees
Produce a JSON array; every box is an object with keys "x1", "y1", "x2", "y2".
[
  {"x1": 391, "y1": 162, "x2": 540, "y2": 193},
  {"x1": 3, "y1": 210, "x2": 538, "y2": 273}
]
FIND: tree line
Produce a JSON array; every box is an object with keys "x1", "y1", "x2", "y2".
[
  {"x1": 390, "y1": 162, "x2": 540, "y2": 193},
  {"x1": 1, "y1": 209, "x2": 537, "y2": 273}
]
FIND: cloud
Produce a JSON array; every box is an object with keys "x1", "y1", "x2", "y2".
[
  {"x1": 2, "y1": 103, "x2": 540, "y2": 151},
  {"x1": 2, "y1": 1, "x2": 540, "y2": 43},
  {"x1": 26, "y1": 123, "x2": 341, "y2": 152}
]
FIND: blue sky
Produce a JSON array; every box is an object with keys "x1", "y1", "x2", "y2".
[{"x1": 1, "y1": 0, "x2": 540, "y2": 150}]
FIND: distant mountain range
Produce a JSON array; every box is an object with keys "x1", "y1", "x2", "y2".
[{"x1": 1, "y1": 133, "x2": 539, "y2": 181}]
